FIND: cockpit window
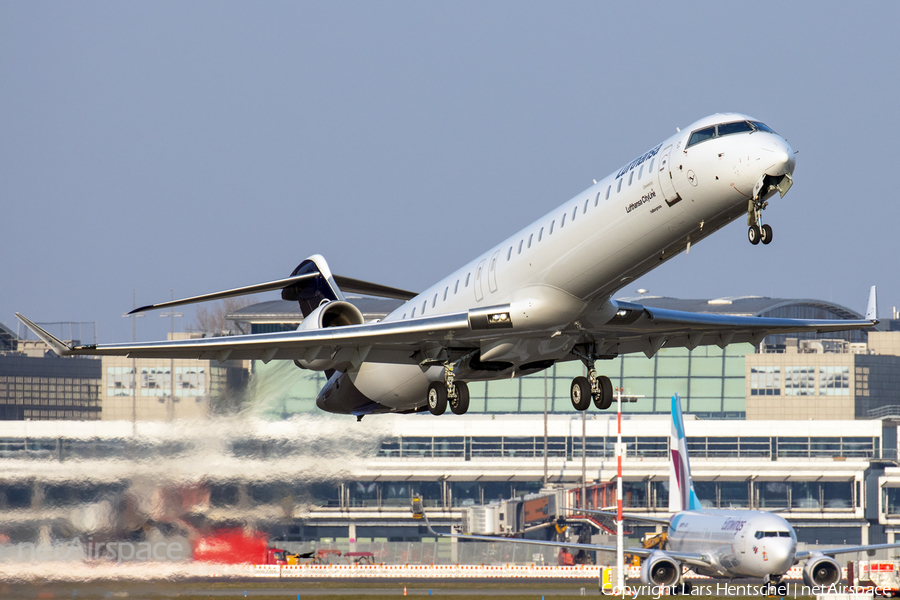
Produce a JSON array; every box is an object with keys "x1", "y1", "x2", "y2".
[
  {"x1": 751, "y1": 121, "x2": 777, "y2": 135},
  {"x1": 717, "y1": 121, "x2": 754, "y2": 137},
  {"x1": 754, "y1": 531, "x2": 791, "y2": 539},
  {"x1": 687, "y1": 127, "x2": 716, "y2": 148}
]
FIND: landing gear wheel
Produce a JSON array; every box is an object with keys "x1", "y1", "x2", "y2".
[
  {"x1": 449, "y1": 381, "x2": 470, "y2": 415},
  {"x1": 748, "y1": 225, "x2": 761, "y2": 245},
  {"x1": 593, "y1": 375, "x2": 614, "y2": 409},
  {"x1": 571, "y1": 377, "x2": 591, "y2": 411},
  {"x1": 427, "y1": 381, "x2": 447, "y2": 415},
  {"x1": 760, "y1": 223, "x2": 773, "y2": 245}
]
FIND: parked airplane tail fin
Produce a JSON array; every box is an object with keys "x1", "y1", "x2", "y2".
[{"x1": 669, "y1": 394, "x2": 702, "y2": 512}]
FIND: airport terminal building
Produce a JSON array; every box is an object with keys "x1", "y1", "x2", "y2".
[{"x1": 2, "y1": 294, "x2": 900, "y2": 559}]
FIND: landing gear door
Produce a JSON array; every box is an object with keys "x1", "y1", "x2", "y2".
[
  {"x1": 474, "y1": 258, "x2": 486, "y2": 302},
  {"x1": 657, "y1": 144, "x2": 682, "y2": 206},
  {"x1": 487, "y1": 250, "x2": 500, "y2": 294}
]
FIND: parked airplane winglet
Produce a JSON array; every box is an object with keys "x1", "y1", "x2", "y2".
[
  {"x1": 14, "y1": 313, "x2": 73, "y2": 356},
  {"x1": 866, "y1": 285, "x2": 878, "y2": 322}
]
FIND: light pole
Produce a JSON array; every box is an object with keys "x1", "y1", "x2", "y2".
[
  {"x1": 122, "y1": 290, "x2": 144, "y2": 432},
  {"x1": 160, "y1": 290, "x2": 182, "y2": 422}
]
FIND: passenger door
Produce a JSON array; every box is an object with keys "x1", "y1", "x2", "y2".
[{"x1": 657, "y1": 145, "x2": 681, "y2": 205}]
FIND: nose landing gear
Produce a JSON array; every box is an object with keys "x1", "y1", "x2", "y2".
[{"x1": 747, "y1": 197, "x2": 774, "y2": 246}]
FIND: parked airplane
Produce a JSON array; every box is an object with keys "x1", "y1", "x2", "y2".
[
  {"x1": 420, "y1": 395, "x2": 900, "y2": 595},
  {"x1": 17, "y1": 114, "x2": 876, "y2": 418}
]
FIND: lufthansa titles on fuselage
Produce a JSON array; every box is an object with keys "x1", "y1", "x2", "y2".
[
  {"x1": 616, "y1": 143, "x2": 662, "y2": 179},
  {"x1": 626, "y1": 189, "x2": 656, "y2": 214}
]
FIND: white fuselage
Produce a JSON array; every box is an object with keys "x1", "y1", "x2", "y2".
[
  {"x1": 321, "y1": 113, "x2": 795, "y2": 413},
  {"x1": 667, "y1": 509, "x2": 797, "y2": 579}
]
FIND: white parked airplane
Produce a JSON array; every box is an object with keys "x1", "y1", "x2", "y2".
[
  {"x1": 17, "y1": 114, "x2": 876, "y2": 419},
  {"x1": 420, "y1": 395, "x2": 900, "y2": 595}
]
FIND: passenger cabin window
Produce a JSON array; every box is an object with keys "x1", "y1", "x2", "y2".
[
  {"x1": 606, "y1": 185, "x2": 611, "y2": 200},
  {"x1": 628, "y1": 171, "x2": 634, "y2": 185},
  {"x1": 411, "y1": 308, "x2": 416, "y2": 318},
  {"x1": 507, "y1": 247, "x2": 512, "y2": 260},
  {"x1": 617, "y1": 178, "x2": 623, "y2": 193},
  {"x1": 538, "y1": 227, "x2": 543, "y2": 242},
  {"x1": 648, "y1": 157, "x2": 655, "y2": 172},
  {"x1": 561, "y1": 213, "x2": 566, "y2": 228},
  {"x1": 571, "y1": 206, "x2": 576, "y2": 221},
  {"x1": 550, "y1": 220, "x2": 555, "y2": 234},
  {"x1": 443, "y1": 287, "x2": 448, "y2": 301},
  {"x1": 595, "y1": 192, "x2": 601, "y2": 207},
  {"x1": 638, "y1": 165, "x2": 644, "y2": 180},
  {"x1": 454, "y1": 280, "x2": 459, "y2": 294},
  {"x1": 432, "y1": 294, "x2": 437, "y2": 308},
  {"x1": 527, "y1": 233, "x2": 533, "y2": 248},
  {"x1": 583, "y1": 198, "x2": 589, "y2": 213},
  {"x1": 403, "y1": 313, "x2": 407, "y2": 319},
  {"x1": 518, "y1": 240, "x2": 523, "y2": 254},
  {"x1": 687, "y1": 126, "x2": 716, "y2": 148},
  {"x1": 422, "y1": 300, "x2": 426, "y2": 314},
  {"x1": 465, "y1": 273, "x2": 470, "y2": 287}
]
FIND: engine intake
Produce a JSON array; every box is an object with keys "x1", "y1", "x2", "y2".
[
  {"x1": 801, "y1": 553, "x2": 841, "y2": 587},
  {"x1": 293, "y1": 301, "x2": 365, "y2": 371},
  {"x1": 640, "y1": 551, "x2": 681, "y2": 587}
]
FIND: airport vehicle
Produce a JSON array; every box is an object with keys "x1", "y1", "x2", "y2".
[
  {"x1": 16, "y1": 114, "x2": 876, "y2": 419},
  {"x1": 421, "y1": 396, "x2": 900, "y2": 595}
]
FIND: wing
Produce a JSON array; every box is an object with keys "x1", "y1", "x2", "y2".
[
  {"x1": 15, "y1": 304, "x2": 513, "y2": 364},
  {"x1": 582, "y1": 300, "x2": 874, "y2": 358},
  {"x1": 419, "y1": 514, "x2": 709, "y2": 567},
  {"x1": 795, "y1": 542, "x2": 900, "y2": 561}
]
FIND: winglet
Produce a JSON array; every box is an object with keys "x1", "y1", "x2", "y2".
[
  {"x1": 866, "y1": 285, "x2": 878, "y2": 322},
  {"x1": 14, "y1": 314, "x2": 73, "y2": 356}
]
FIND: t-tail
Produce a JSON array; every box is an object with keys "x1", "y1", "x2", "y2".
[{"x1": 669, "y1": 394, "x2": 703, "y2": 512}]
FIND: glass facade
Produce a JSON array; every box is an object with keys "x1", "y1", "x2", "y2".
[{"x1": 254, "y1": 343, "x2": 753, "y2": 419}]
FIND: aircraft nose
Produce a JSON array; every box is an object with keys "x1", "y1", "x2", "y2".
[
  {"x1": 767, "y1": 542, "x2": 795, "y2": 574},
  {"x1": 764, "y1": 138, "x2": 796, "y2": 177}
]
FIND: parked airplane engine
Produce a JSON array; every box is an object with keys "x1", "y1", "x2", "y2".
[
  {"x1": 293, "y1": 301, "x2": 365, "y2": 371},
  {"x1": 801, "y1": 553, "x2": 841, "y2": 587},
  {"x1": 640, "y1": 551, "x2": 682, "y2": 587}
]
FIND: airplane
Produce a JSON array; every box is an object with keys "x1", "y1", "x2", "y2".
[
  {"x1": 16, "y1": 113, "x2": 877, "y2": 419},
  {"x1": 417, "y1": 395, "x2": 900, "y2": 595}
]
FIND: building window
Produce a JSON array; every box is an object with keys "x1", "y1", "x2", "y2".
[
  {"x1": 784, "y1": 366, "x2": 815, "y2": 396},
  {"x1": 750, "y1": 366, "x2": 781, "y2": 395},
  {"x1": 819, "y1": 366, "x2": 850, "y2": 395}
]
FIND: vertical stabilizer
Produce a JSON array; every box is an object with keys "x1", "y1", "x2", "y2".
[
  {"x1": 669, "y1": 394, "x2": 702, "y2": 512},
  {"x1": 282, "y1": 254, "x2": 346, "y2": 318}
]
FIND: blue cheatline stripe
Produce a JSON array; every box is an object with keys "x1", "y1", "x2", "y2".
[{"x1": 671, "y1": 394, "x2": 685, "y2": 440}]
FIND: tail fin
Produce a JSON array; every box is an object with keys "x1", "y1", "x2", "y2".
[
  {"x1": 669, "y1": 394, "x2": 702, "y2": 512},
  {"x1": 281, "y1": 254, "x2": 346, "y2": 318}
]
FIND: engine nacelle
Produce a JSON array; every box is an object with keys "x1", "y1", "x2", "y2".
[
  {"x1": 293, "y1": 301, "x2": 365, "y2": 371},
  {"x1": 801, "y1": 553, "x2": 841, "y2": 587},
  {"x1": 640, "y1": 551, "x2": 682, "y2": 587}
]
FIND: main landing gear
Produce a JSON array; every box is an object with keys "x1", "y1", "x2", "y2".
[
  {"x1": 427, "y1": 363, "x2": 470, "y2": 416},
  {"x1": 747, "y1": 198, "x2": 773, "y2": 246},
  {"x1": 570, "y1": 353, "x2": 613, "y2": 411}
]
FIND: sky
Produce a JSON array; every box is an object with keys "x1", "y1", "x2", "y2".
[{"x1": 2, "y1": 1, "x2": 899, "y2": 343}]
